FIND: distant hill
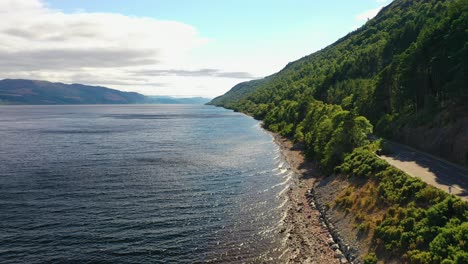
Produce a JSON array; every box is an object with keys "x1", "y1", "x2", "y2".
[
  {"x1": 0, "y1": 79, "x2": 147, "y2": 105},
  {"x1": 146, "y1": 96, "x2": 211, "y2": 104},
  {"x1": 209, "y1": 78, "x2": 269, "y2": 107},
  {"x1": 0, "y1": 79, "x2": 211, "y2": 105}
]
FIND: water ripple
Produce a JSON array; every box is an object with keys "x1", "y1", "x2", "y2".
[{"x1": 0, "y1": 105, "x2": 288, "y2": 263}]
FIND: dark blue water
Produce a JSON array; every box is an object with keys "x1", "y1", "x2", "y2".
[{"x1": 0, "y1": 105, "x2": 292, "y2": 263}]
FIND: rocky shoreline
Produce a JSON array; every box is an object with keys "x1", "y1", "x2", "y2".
[{"x1": 273, "y1": 134, "x2": 364, "y2": 264}]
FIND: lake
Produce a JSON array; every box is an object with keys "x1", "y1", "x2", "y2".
[{"x1": 0, "y1": 105, "x2": 292, "y2": 263}]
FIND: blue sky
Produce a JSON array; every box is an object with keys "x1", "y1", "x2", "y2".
[
  {"x1": 0, "y1": 0, "x2": 392, "y2": 97},
  {"x1": 46, "y1": 0, "x2": 389, "y2": 58}
]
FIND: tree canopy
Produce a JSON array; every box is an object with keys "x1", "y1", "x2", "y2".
[{"x1": 210, "y1": 0, "x2": 467, "y2": 149}]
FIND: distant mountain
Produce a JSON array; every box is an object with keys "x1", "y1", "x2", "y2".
[
  {"x1": 146, "y1": 96, "x2": 211, "y2": 104},
  {"x1": 0, "y1": 79, "x2": 147, "y2": 105},
  {"x1": 0, "y1": 79, "x2": 212, "y2": 105}
]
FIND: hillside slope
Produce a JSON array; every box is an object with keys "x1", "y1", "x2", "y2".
[
  {"x1": 210, "y1": 78, "x2": 269, "y2": 107},
  {"x1": 209, "y1": 0, "x2": 468, "y2": 165},
  {"x1": 0, "y1": 79, "x2": 147, "y2": 105}
]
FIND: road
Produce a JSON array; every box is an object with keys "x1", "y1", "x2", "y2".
[{"x1": 377, "y1": 140, "x2": 468, "y2": 201}]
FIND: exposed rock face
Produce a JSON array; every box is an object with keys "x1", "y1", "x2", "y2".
[{"x1": 397, "y1": 117, "x2": 468, "y2": 166}]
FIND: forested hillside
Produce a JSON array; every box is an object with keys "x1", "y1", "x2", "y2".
[
  {"x1": 210, "y1": 0, "x2": 468, "y2": 166},
  {"x1": 210, "y1": 1, "x2": 467, "y2": 262}
]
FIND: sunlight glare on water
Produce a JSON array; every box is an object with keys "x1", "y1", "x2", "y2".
[{"x1": 0, "y1": 105, "x2": 291, "y2": 263}]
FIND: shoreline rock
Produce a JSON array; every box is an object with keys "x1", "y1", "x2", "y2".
[{"x1": 272, "y1": 133, "x2": 363, "y2": 263}]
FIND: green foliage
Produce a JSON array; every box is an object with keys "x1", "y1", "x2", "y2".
[
  {"x1": 209, "y1": 1, "x2": 468, "y2": 261},
  {"x1": 210, "y1": 0, "x2": 467, "y2": 137},
  {"x1": 363, "y1": 253, "x2": 378, "y2": 264},
  {"x1": 296, "y1": 101, "x2": 373, "y2": 171},
  {"x1": 338, "y1": 147, "x2": 468, "y2": 263}
]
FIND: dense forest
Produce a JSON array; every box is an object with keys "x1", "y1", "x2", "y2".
[
  {"x1": 210, "y1": 0, "x2": 467, "y2": 166},
  {"x1": 210, "y1": 0, "x2": 467, "y2": 262}
]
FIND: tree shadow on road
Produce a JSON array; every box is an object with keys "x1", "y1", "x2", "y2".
[{"x1": 378, "y1": 140, "x2": 468, "y2": 200}]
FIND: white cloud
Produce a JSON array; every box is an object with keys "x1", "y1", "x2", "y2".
[
  {"x1": 0, "y1": 0, "x2": 363, "y2": 97},
  {"x1": 356, "y1": 6, "x2": 383, "y2": 21},
  {"x1": 0, "y1": 0, "x2": 259, "y2": 97},
  {"x1": 0, "y1": 2, "x2": 204, "y2": 58}
]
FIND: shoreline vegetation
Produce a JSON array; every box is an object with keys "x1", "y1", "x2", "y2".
[
  {"x1": 209, "y1": 0, "x2": 468, "y2": 167},
  {"x1": 272, "y1": 128, "x2": 468, "y2": 263},
  {"x1": 209, "y1": 0, "x2": 467, "y2": 262}
]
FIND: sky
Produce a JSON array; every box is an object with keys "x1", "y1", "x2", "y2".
[{"x1": 0, "y1": 0, "x2": 392, "y2": 97}]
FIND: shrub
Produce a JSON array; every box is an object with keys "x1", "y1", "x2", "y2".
[
  {"x1": 363, "y1": 253, "x2": 378, "y2": 264},
  {"x1": 334, "y1": 146, "x2": 468, "y2": 262}
]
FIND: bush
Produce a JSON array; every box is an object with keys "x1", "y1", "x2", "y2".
[
  {"x1": 334, "y1": 147, "x2": 468, "y2": 262},
  {"x1": 363, "y1": 253, "x2": 378, "y2": 264}
]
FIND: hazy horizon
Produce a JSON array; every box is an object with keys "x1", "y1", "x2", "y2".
[{"x1": 0, "y1": 0, "x2": 391, "y2": 97}]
